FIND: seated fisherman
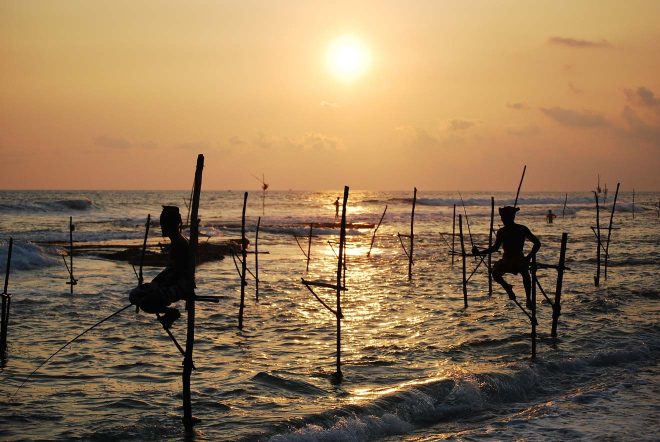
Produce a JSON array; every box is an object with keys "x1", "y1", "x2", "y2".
[
  {"x1": 129, "y1": 206, "x2": 193, "y2": 329},
  {"x1": 472, "y1": 206, "x2": 541, "y2": 309}
]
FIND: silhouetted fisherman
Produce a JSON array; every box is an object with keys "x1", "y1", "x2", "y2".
[
  {"x1": 129, "y1": 206, "x2": 193, "y2": 329},
  {"x1": 546, "y1": 209, "x2": 557, "y2": 224},
  {"x1": 472, "y1": 206, "x2": 541, "y2": 309},
  {"x1": 334, "y1": 197, "x2": 340, "y2": 218}
]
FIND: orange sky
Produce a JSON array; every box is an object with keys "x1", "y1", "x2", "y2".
[{"x1": 1, "y1": 1, "x2": 659, "y2": 190}]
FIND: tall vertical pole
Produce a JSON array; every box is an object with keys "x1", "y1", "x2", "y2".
[
  {"x1": 69, "y1": 217, "x2": 75, "y2": 295},
  {"x1": 551, "y1": 233, "x2": 568, "y2": 338},
  {"x1": 459, "y1": 215, "x2": 467, "y2": 308},
  {"x1": 562, "y1": 193, "x2": 568, "y2": 219},
  {"x1": 408, "y1": 188, "x2": 417, "y2": 280},
  {"x1": 488, "y1": 197, "x2": 494, "y2": 296},
  {"x1": 1, "y1": 238, "x2": 13, "y2": 358},
  {"x1": 183, "y1": 154, "x2": 204, "y2": 431},
  {"x1": 594, "y1": 191, "x2": 601, "y2": 287},
  {"x1": 604, "y1": 182, "x2": 620, "y2": 281},
  {"x1": 632, "y1": 189, "x2": 635, "y2": 220},
  {"x1": 238, "y1": 192, "x2": 248, "y2": 329},
  {"x1": 255, "y1": 216, "x2": 261, "y2": 302},
  {"x1": 306, "y1": 224, "x2": 313, "y2": 272},
  {"x1": 336, "y1": 185, "x2": 349, "y2": 380},
  {"x1": 531, "y1": 255, "x2": 537, "y2": 360},
  {"x1": 513, "y1": 165, "x2": 527, "y2": 208},
  {"x1": 451, "y1": 204, "x2": 456, "y2": 267},
  {"x1": 138, "y1": 215, "x2": 151, "y2": 286}
]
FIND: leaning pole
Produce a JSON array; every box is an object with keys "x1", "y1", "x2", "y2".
[{"x1": 183, "y1": 154, "x2": 204, "y2": 430}]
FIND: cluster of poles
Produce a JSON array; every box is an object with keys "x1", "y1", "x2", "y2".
[{"x1": 0, "y1": 158, "x2": 643, "y2": 432}]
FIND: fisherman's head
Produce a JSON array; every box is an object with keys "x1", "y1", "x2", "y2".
[
  {"x1": 498, "y1": 206, "x2": 519, "y2": 226},
  {"x1": 160, "y1": 205, "x2": 182, "y2": 237}
]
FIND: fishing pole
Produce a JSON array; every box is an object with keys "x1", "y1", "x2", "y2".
[
  {"x1": 458, "y1": 192, "x2": 476, "y2": 252},
  {"x1": 10, "y1": 303, "x2": 133, "y2": 400},
  {"x1": 513, "y1": 165, "x2": 527, "y2": 208}
]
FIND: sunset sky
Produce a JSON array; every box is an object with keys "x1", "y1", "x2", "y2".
[{"x1": 1, "y1": 1, "x2": 659, "y2": 191}]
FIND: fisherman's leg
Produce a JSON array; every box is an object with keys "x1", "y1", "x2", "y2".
[
  {"x1": 492, "y1": 261, "x2": 516, "y2": 300},
  {"x1": 129, "y1": 285, "x2": 169, "y2": 314}
]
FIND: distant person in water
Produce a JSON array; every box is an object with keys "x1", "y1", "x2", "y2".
[
  {"x1": 546, "y1": 209, "x2": 557, "y2": 224},
  {"x1": 129, "y1": 206, "x2": 193, "y2": 329},
  {"x1": 472, "y1": 206, "x2": 541, "y2": 309},
  {"x1": 334, "y1": 197, "x2": 340, "y2": 218}
]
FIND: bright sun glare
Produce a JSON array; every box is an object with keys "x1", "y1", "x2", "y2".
[{"x1": 327, "y1": 35, "x2": 371, "y2": 82}]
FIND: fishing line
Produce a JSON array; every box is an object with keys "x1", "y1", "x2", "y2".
[{"x1": 9, "y1": 303, "x2": 132, "y2": 400}]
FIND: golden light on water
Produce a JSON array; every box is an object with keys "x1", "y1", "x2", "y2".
[{"x1": 326, "y1": 35, "x2": 371, "y2": 82}]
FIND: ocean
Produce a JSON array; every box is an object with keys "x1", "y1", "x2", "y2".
[{"x1": 0, "y1": 189, "x2": 658, "y2": 441}]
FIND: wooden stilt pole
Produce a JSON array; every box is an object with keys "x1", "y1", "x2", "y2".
[
  {"x1": 459, "y1": 215, "x2": 467, "y2": 308},
  {"x1": 488, "y1": 197, "x2": 494, "y2": 296},
  {"x1": 562, "y1": 193, "x2": 568, "y2": 219},
  {"x1": 408, "y1": 188, "x2": 417, "y2": 280},
  {"x1": 604, "y1": 182, "x2": 619, "y2": 281},
  {"x1": 306, "y1": 223, "x2": 313, "y2": 272},
  {"x1": 514, "y1": 165, "x2": 527, "y2": 208},
  {"x1": 238, "y1": 192, "x2": 248, "y2": 330},
  {"x1": 67, "y1": 217, "x2": 76, "y2": 294},
  {"x1": 1, "y1": 238, "x2": 13, "y2": 358},
  {"x1": 138, "y1": 215, "x2": 150, "y2": 286},
  {"x1": 367, "y1": 205, "x2": 387, "y2": 257},
  {"x1": 531, "y1": 255, "x2": 537, "y2": 360},
  {"x1": 594, "y1": 191, "x2": 601, "y2": 287},
  {"x1": 551, "y1": 233, "x2": 568, "y2": 338},
  {"x1": 183, "y1": 153, "x2": 204, "y2": 431},
  {"x1": 255, "y1": 216, "x2": 261, "y2": 302},
  {"x1": 632, "y1": 189, "x2": 635, "y2": 220},
  {"x1": 336, "y1": 185, "x2": 349, "y2": 380},
  {"x1": 451, "y1": 204, "x2": 456, "y2": 267}
]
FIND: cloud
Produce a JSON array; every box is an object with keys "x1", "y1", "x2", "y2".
[
  {"x1": 396, "y1": 125, "x2": 444, "y2": 150},
  {"x1": 507, "y1": 102, "x2": 529, "y2": 110},
  {"x1": 320, "y1": 101, "x2": 340, "y2": 109},
  {"x1": 622, "y1": 106, "x2": 660, "y2": 147},
  {"x1": 540, "y1": 107, "x2": 609, "y2": 127},
  {"x1": 448, "y1": 119, "x2": 476, "y2": 131},
  {"x1": 568, "y1": 82, "x2": 583, "y2": 94},
  {"x1": 624, "y1": 86, "x2": 660, "y2": 110},
  {"x1": 298, "y1": 132, "x2": 343, "y2": 151},
  {"x1": 175, "y1": 141, "x2": 209, "y2": 151},
  {"x1": 548, "y1": 36, "x2": 612, "y2": 48},
  {"x1": 94, "y1": 135, "x2": 132, "y2": 149}
]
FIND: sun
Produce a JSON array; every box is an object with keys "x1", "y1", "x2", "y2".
[{"x1": 326, "y1": 35, "x2": 371, "y2": 82}]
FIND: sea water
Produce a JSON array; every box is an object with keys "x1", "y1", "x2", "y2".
[{"x1": 0, "y1": 190, "x2": 658, "y2": 441}]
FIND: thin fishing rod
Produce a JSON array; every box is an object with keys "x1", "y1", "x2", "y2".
[
  {"x1": 10, "y1": 303, "x2": 133, "y2": 400},
  {"x1": 513, "y1": 165, "x2": 527, "y2": 208},
  {"x1": 458, "y1": 192, "x2": 475, "y2": 248}
]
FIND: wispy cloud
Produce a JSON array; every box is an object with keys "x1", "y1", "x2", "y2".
[
  {"x1": 448, "y1": 119, "x2": 475, "y2": 131},
  {"x1": 548, "y1": 36, "x2": 612, "y2": 48},
  {"x1": 94, "y1": 135, "x2": 132, "y2": 149},
  {"x1": 568, "y1": 82, "x2": 583, "y2": 94},
  {"x1": 624, "y1": 86, "x2": 660, "y2": 110},
  {"x1": 175, "y1": 141, "x2": 209, "y2": 151},
  {"x1": 320, "y1": 101, "x2": 340, "y2": 109},
  {"x1": 622, "y1": 106, "x2": 660, "y2": 148},
  {"x1": 507, "y1": 102, "x2": 529, "y2": 110},
  {"x1": 540, "y1": 107, "x2": 609, "y2": 127}
]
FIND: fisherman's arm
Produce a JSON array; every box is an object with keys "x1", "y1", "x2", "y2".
[
  {"x1": 525, "y1": 228, "x2": 541, "y2": 260},
  {"x1": 473, "y1": 230, "x2": 502, "y2": 256}
]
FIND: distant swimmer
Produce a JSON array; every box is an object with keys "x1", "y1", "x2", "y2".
[
  {"x1": 472, "y1": 206, "x2": 541, "y2": 309},
  {"x1": 129, "y1": 206, "x2": 193, "y2": 329},
  {"x1": 546, "y1": 209, "x2": 557, "y2": 224},
  {"x1": 334, "y1": 197, "x2": 340, "y2": 218}
]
